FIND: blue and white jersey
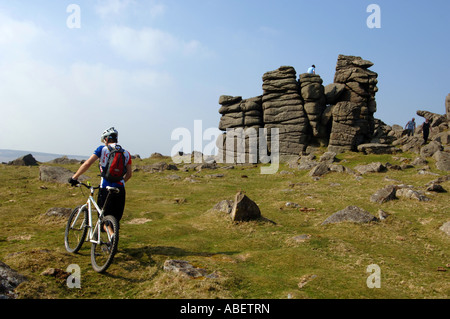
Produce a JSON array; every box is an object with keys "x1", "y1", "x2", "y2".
[
  {"x1": 94, "y1": 144, "x2": 132, "y2": 188},
  {"x1": 307, "y1": 67, "x2": 315, "y2": 74}
]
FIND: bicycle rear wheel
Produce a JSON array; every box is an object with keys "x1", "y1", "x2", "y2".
[
  {"x1": 90, "y1": 215, "x2": 119, "y2": 273},
  {"x1": 65, "y1": 205, "x2": 88, "y2": 253}
]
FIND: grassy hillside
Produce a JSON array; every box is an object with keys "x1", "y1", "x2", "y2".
[{"x1": 0, "y1": 150, "x2": 449, "y2": 299}]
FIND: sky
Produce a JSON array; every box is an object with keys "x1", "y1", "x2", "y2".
[{"x1": 0, "y1": 0, "x2": 449, "y2": 158}]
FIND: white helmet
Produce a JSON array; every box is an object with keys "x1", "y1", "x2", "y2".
[{"x1": 101, "y1": 127, "x2": 118, "y2": 143}]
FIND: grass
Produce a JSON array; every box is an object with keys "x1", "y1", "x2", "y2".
[{"x1": 0, "y1": 151, "x2": 449, "y2": 299}]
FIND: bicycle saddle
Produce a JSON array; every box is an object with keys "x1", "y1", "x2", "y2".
[{"x1": 106, "y1": 186, "x2": 120, "y2": 194}]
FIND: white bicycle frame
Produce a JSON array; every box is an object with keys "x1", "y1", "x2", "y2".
[{"x1": 71, "y1": 185, "x2": 117, "y2": 245}]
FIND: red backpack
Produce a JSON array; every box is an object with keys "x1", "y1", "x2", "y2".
[{"x1": 102, "y1": 145, "x2": 127, "y2": 183}]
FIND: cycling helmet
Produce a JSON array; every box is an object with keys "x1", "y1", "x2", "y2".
[{"x1": 101, "y1": 127, "x2": 118, "y2": 143}]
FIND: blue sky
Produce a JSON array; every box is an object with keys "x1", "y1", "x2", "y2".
[{"x1": 1, "y1": 0, "x2": 449, "y2": 157}]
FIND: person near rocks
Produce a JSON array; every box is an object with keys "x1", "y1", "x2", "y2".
[
  {"x1": 307, "y1": 65, "x2": 316, "y2": 74},
  {"x1": 421, "y1": 118, "x2": 431, "y2": 144},
  {"x1": 69, "y1": 127, "x2": 133, "y2": 235},
  {"x1": 405, "y1": 118, "x2": 416, "y2": 136}
]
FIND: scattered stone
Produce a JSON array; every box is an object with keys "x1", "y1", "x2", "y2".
[
  {"x1": 0, "y1": 261, "x2": 27, "y2": 299},
  {"x1": 126, "y1": 218, "x2": 152, "y2": 225},
  {"x1": 231, "y1": 192, "x2": 261, "y2": 222},
  {"x1": 48, "y1": 156, "x2": 80, "y2": 165},
  {"x1": 40, "y1": 268, "x2": 70, "y2": 280},
  {"x1": 44, "y1": 207, "x2": 72, "y2": 218},
  {"x1": 396, "y1": 188, "x2": 430, "y2": 201},
  {"x1": 433, "y1": 151, "x2": 450, "y2": 172},
  {"x1": 322, "y1": 206, "x2": 379, "y2": 225},
  {"x1": 166, "y1": 174, "x2": 181, "y2": 180},
  {"x1": 298, "y1": 274, "x2": 317, "y2": 289},
  {"x1": 163, "y1": 260, "x2": 208, "y2": 279},
  {"x1": 439, "y1": 221, "x2": 450, "y2": 236},
  {"x1": 420, "y1": 141, "x2": 443, "y2": 158},
  {"x1": 308, "y1": 162, "x2": 330, "y2": 177},
  {"x1": 211, "y1": 200, "x2": 234, "y2": 214},
  {"x1": 378, "y1": 210, "x2": 390, "y2": 220},
  {"x1": 357, "y1": 143, "x2": 397, "y2": 155},
  {"x1": 370, "y1": 185, "x2": 397, "y2": 204},
  {"x1": 285, "y1": 202, "x2": 301, "y2": 208},
  {"x1": 426, "y1": 183, "x2": 447, "y2": 193},
  {"x1": 354, "y1": 162, "x2": 386, "y2": 174},
  {"x1": 39, "y1": 166, "x2": 88, "y2": 184},
  {"x1": 411, "y1": 157, "x2": 428, "y2": 166},
  {"x1": 8, "y1": 154, "x2": 38, "y2": 166},
  {"x1": 291, "y1": 234, "x2": 311, "y2": 243}
]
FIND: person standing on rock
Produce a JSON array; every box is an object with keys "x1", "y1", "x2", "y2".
[
  {"x1": 69, "y1": 127, "x2": 133, "y2": 234},
  {"x1": 307, "y1": 65, "x2": 316, "y2": 74},
  {"x1": 405, "y1": 118, "x2": 416, "y2": 136},
  {"x1": 421, "y1": 118, "x2": 431, "y2": 144}
]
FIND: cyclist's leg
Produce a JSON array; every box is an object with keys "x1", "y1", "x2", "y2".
[{"x1": 102, "y1": 188, "x2": 126, "y2": 236}]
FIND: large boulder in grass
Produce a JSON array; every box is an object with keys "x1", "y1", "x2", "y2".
[
  {"x1": 0, "y1": 261, "x2": 27, "y2": 299},
  {"x1": 8, "y1": 154, "x2": 38, "y2": 166},
  {"x1": 231, "y1": 192, "x2": 261, "y2": 222},
  {"x1": 322, "y1": 206, "x2": 379, "y2": 225},
  {"x1": 39, "y1": 166, "x2": 88, "y2": 184}
]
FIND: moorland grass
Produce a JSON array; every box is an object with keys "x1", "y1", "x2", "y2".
[{"x1": 0, "y1": 151, "x2": 448, "y2": 299}]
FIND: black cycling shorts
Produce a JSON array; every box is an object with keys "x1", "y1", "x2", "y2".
[{"x1": 97, "y1": 187, "x2": 126, "y2": 223}]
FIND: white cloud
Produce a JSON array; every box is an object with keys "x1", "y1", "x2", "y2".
[
  {"x1": 105, "y1": 25, "x2": 211, "y2": 65},
  {"x1": 95, "y1": 0, "x2": 135, "y2": 19}
]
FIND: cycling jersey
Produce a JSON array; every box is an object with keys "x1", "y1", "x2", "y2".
[{"x1": 94, "y1": 144, "x2": 132, "y2": 188}]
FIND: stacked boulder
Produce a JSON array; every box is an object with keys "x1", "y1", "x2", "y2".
[
  {"x1": 261, "y1": 66, "x2": 309, "y2": 156},
  {"x1": 328, "y1": 55, "x2": 378, "y2": 153},
  {"x1": 446, "y1": 94, "x2": 450, "y2": 121},
  {"x1": 217, "y1": 95, "x2": 263, "y2": 163},
  {"x1": 299, "y1": 73, "x2": 327, "y2": 145}
]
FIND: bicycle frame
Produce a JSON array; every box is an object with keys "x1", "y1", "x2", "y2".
[{"x1": 70, "y1": 183, "x2": 115, "y2": 245}]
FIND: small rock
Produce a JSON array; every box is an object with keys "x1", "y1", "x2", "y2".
[
  {"x1": 370, "y1": 185, "x2": 397, "y2": 204},
  {"x1": 285, "y1": 202, "x2": 301, "y2": 208},
  {"x1": 378, "y1": 210, "x2": 390, "y2": 220},
  {"x1": 426, "y1": 183, "x2": 447, "y2": 193},
  {"x1": 322, "y1": 206, "x2": 379, "y2": 225},
  {"x1": 163, "y1": 260, "x2": 208, "y2": 278}
]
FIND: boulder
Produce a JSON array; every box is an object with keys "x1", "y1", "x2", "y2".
[
  {"x1": 446, "y1": 94, "x2": 450, "y2": 121},
  {"x1": 8, "y1": 154, "x2": 38, "y2": 166},
  {"x1": 48, "y1": 156, "x2": 80, "y2": 165},
  {"x1": 357, "y1": 143, "x2": 398, "y2": 155},
  {"x1": 231, "y1": 192, "x2": 261, "y2": 222},
  {"x1": 354, "y1": 162, "x2": 386, "y2": 175},
  {"x1": 39, "y1": 166, "x2": 88, "y2": 184},
  {"x1": 0, "y1": 261, "x2": 27, "y2": 299},
  {"x1": 432, "y1": 151, "x2": 450, "y2": 171},
  {"x1": 396, "y1": 187, "x2": 430, "y2": 201},
  {"x1": 370, "y1": 185, "x2": 397, "y2": 204},
  {"x1": 324, "y1": 83, "x2": 346, "y2": 105},
  {"x1": 420, "y1": 141, "x2": 443, "y2": 158},
  {"x1": 308, "y1": 162, "x2": 330, "y2": 177},
  {"x1": 440, "y1": 221, "x2": 450, "y2": 236},
  {"x1": 322, "y1": 206, "x2": 378, "y2": 225}
]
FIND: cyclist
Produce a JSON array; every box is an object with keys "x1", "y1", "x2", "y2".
[{"x1": 69, "y1": 127, "x2": 132, "y2": 236}]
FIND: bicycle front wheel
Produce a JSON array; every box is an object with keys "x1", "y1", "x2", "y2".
[
  {"x1": 65, "y1": 205, "x2": 88, "y2": 253},
  {"x1": 90, "y1": 215, "x2": 119, "y2": 273}
]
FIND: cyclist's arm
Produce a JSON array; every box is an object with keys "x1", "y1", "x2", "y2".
[
  {"x1": 124, "y1": 163, "x2": 132, "y2": 183},
  {"x1": 72, "y1": 154, "x2": 99, "y2": 180}
]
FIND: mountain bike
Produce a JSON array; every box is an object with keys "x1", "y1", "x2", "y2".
[{"x1": 64, "y1": 181, "x2": 120, "y2": 273}]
